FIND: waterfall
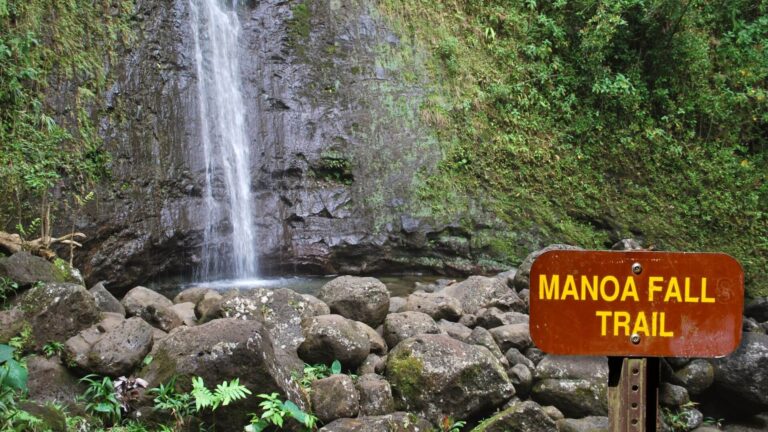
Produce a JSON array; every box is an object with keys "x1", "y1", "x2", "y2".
[{"x1": 190, "y1": 0, "x2": 256, "y2": 279}]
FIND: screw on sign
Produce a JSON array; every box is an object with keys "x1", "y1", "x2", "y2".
[{"x1": 529, "y1": 250, "x2": 744, "y2": 432}]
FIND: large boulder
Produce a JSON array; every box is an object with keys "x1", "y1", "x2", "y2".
[
  {"x1": 221, "y1": 288, "x2": 318, "y2": 351},
  {"x1": 490, "y1": 323, "x2": 532, "y2": 352},
  {"x1": 89, "y1": 282, "x2": 125, "y2": 315},
  {"x1": 674, "y1": 359, "x2": 714, "y2": 395},
  {"x1": 471, "y1": 400, "x2": 556, "y2": 432},
  {"x1": 310, "y1": 374, "x2": 360, "y2": 423},
  {"x1": 531, "y1": 355, "x2": 609, "y2": 418},
  {"x1": 64, "y1": 316, "x2": 154, "y2": 376},
  {"x1": 298, "y1": 314, "x2": 370, "y2": 369},
  {"x1": 140, "y1": 318, "x2": 306, "y2": 432},
  {"x1": 121, "y1": 286, "x2": 182, "y2": 332},
  {"x1": 382, "y1": 311, "x2": 441, "y2": 348},
  {"x1": 318, "y1": 276, "x2": 390, "y2": 327},
  {"x1": 441, "y1": 276, "x2": 524, "y2": 315},
  {"x1": 710, "y1": 332, "x2": 768, "y2": 414},
  {"x1": 13, "y1": 282, "x2": 100, "y2": 349},
  {"x1": 512, "y1": 244, "x2": 581, "y2": 291},
  {"x1": 385, "y1": 334, "x2": 514, "y2": 422},
  {"x1": 403, "y1": 291, "x2": 462, "y2": 321},
  {"x1": 357, "y1": 374, "x2": 395, "y2": 416},
  {"x1": 26, "y1": 355, "x2": 86, "y2": 405},
  {"x1": 318, "y1": 412, "x2": 433, "y2": 432},
  {"x1": 0, "y1": 252, "x2": 82, "y2": 287},
  {"x1": 557, "y1": 416, "x2": 609, "y2": 432}
]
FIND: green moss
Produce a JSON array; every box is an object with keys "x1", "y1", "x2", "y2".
[
  {"x1": 288, "y1": 1, "x2": 312, "y2": 42},
  {"x1": 387, "y1": 351, "x2": 425, "y2": 407}
]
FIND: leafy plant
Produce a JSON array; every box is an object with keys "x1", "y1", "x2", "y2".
[
  {"x1": 246, "y1": 393, "x2": 318, "y2": 432},
  {"x1": 439, "y1": 416, "x2": 466, "y2": 432},
  {"x1": 6, "y1": 327, "x2": 30, "y2": 360},
  {"x1": 42, "y1": 341, "x2": 64, "y2": 358},
  {"x1": 294, "y1": 360, "x2": 342, "y2": 389},
  {"x1": 0, "y1": 277, "x2": 18, "y2": 308},
  {"x1": 79, "y1": 374, "x2": 121, "y2": 426}
]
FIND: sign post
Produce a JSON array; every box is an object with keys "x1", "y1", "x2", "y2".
[{"x1": 529, "y1": 250, "x2": 743, "y2": 431}]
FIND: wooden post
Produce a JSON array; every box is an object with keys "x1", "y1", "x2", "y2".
[{"x1": 608, "y1": 357, "x2": 660, "y2": 432}]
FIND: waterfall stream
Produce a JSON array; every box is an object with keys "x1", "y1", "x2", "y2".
[{"x1": 190, "y1": 0, "x2": 256, "y2": 279}]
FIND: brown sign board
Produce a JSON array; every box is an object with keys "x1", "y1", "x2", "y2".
[{"x1": 529, "y1": 250, "x2": 743, "y2": 357}]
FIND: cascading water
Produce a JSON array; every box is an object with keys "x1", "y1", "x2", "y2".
[{"x1": 190, "y1": 0, "x2": 256, "y2": 280}]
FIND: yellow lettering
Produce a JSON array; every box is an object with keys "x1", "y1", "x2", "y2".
[
  {"x1": 659, "y1": 312, "x2": 674, "y2": 337},
  {"x1": 614, "y1": 311, "x2": 631, "y2": 336},
  {"x1": 601, "y1": 276, "x2": 620, "y2": 302},
  {"x1": 701, "y1": 278, "x2": 715, "y2": 303},
  {"x1": 621, "y1": 277, "x2": 640, "y2": 302},
  {"x1": 684, "y1": 277, "x2": 699, "y2": 303},
  {"x1": 652, "y1": 311, "x2": 658, "y2": 336},
  {"x1": 539, "y1": 274, "x2": 559, "y2": 300},
  {"x1": 582, "y1": 276, "x2": 598, "y2": 301},
  {"x1": 562, "y1": 275, "x2": 578, "y2": 300},
  {"x1": 649, "y1": 277, "x2": 664, "y2": 301},
  {"x1": 596, "y1": 311, "x2": 611, "y2": 336},
  {"x1": 632, "y1": 311, "x2": 650, "y2": 336},
  {"x1": 664, "y1": 277, "x2": 683, "y2": 302}
]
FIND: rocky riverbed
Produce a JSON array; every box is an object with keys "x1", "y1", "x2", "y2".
[{"x1": 1, "y1": 245, "x2": 767, "y2": 431}]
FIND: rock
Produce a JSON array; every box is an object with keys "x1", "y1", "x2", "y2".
[
  {"x1": 89, "y1": 282, "x2": 125, "y2": 315},
  {"x1": 301, "y1": 294, "x2": 331, "y2": 316},
  {"x1": 505, "y1": 348, "x2": 535, "y2": 370},
  {"x1": 318, "y1": 412, "x2": 433, "y2": 432},
  {"x1": 310, "y1": 374, "x2": 360, "y2": 423},
  {"x1": 682, "y1": 408, "x2": 704, "y2": 431},
  {"x1": 722, "y1": 414, "x2": 768, "y2": 431},
  {"x1": 16, "y1": 401, "x2": 66, "y2": 431},
  {"x1": 64, "y1": 316, "x2": 153, "y2": 376},
  {"x1": 355, "y1": 321, "x2": 387, "y2": 356},
  {"x1": 556, "y1": 416, "x2": 609, "y2": 432},
  {"x1": 15, "y1": 282, "x2": 101, "y2": 349},
  {"x1": 173, "y1": 287, "x2": 212, "y2": 305},
  {"x1": 385, "y1": 334, "x2": 514, "y2": 422},
  {"x1": 524, "y1": 347, "x2": 546, "y2": 365},
  {"x1": 403, "y1": 291, "x2": 462, "y2": 321},
  {"x1": 221, "y1": 288, "x2": 319, "y2": 351},
  {"x1": 541, "y1": 405, "x2": 564, "y2": 421},
  {"x1": 196, "y1": 290, "x2": 223, "y2": 322},
  {"x1": 141, "y1": 318, "x2": 306, "y2": 430},
  {"x1": 318, "y1": 276, "x2": 390, "y2": 327},
  {"x1": 0, "y1": 308, "x2": 26, "y2": 343},
  {"x1": 459, "y1": 314, "x2": 478, "y2": 328},
  {"x1": 512, "y1": 244, "x2": 581, "y2": 291},
  {"x1": 0, "y1": 252, "x2": 81, "y2": 287},
  {"x1": 711, "y1": 332, "x2": 768, "y2": 414},
  {"x1": 382, "y1": 311, "x2": 441, "y2": 348},
  {"x1": 357, "y1": 374, "x2": 395, "y2": 416},
  {"x1": 744, "y1": 316, "x2": 764, "y2": 333},
  {"x1": 169, "y1": 302, "x2": 197, "y2": 327},
  {"x1": 121, "y1": 286, "x2": 182, "y2": 331},
  {"x1": 438, "y1": 319, "x2": 472, "y2": 342},
  {"x1": 475, "y1": 307, "x2": 529, "y2": 328},
  {"x1": 441, "y1": 276, "x2": 523, "y2": 314},
  {"x1": 666, "y1": 357, "x2": 691, "y2": 369},
  {"x1": 612, "y1": 239, "x2": 644, "y2": 250},
  {"x1": 531, "y1": 355, "x2": 608, "y2": 418},
  {"x1": 298, "y1": 314, "x2": 370, "y2": 369},
  {"x1": 26, "y1": 355, "x2": 86, "y2": 405},
  {"x1": 496, "y1": 269, "x2": 518, "y2": 289},
  {"x1": 674, "y1": 359, "x2": 714, "y2": 395},
  {"x1": 744, "y1": 297, "x2": 768, "y2": 323},
  {"x1": 468, "y1": 327, "x2": 507, "y2": 366},
  {"x1": 358, "y1": 354, "x2": 386, "y2": 376},
  {"x1": 388, "y1": 297, "x2": 406, "y2": 314},
  {"x1": 509, "y1": 363, "x2": 533, "y2": 399},
  {"x1": 660, "y1": 383, "x2": 690, "y2": 407},
  {"x1": 471, "y1": 400, "x2": 556, "y2": 432},
  {"x1": 490, "y1": 323, "x2": 532, "y2": 352}
]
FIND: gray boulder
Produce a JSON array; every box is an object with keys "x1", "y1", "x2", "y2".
[
  {"x1": 0, "y1": 252, "x2": 82, "y2": 287},
  {"x1": 674, "y1": 359, "x2": 714, "y2": 395},
  {"x1": 356, "y1": 374, "x2": 394, "y2": 416},
  {"x1": 26, "y1": 356, "x2": 85, "y2": 405},
  {"x1": 318, "y1": 276, "x2": 390, "y2": 327},
  {"x1": 490, "y1": 323, "x2": 532, "y2": 352},
  {"x1": 358, "y1": 354, "x2": 386, "y2": 376},
  {"x1": 403, "y1": 291, "x2": 462, "y2": 321},
  {"x1": 169, "y1": 302, "x2": 197, "y2": 327},
  {"x1": 385, "y1": 334, "x2": 514, "y2": 422},
  {"x1": 318, "y1": 412, "x2": 432, "y2": 432},
  {"x1": 89, "y1": 282, "x2": 125, "y2": 315},
  {"x1": 512, "y1": 244, "x2": 581, "y2": 291},
  {"x1": 711, "y1": 332, "x2": 768, "y2": 413},
  {"x1": 382, "y1": 311, "x2": 441, "y2": 348},
  {"x1": 310, "y1": 374, "x2": 360, "y2": 423},
  {"x1": 509, "y1": 363, "x2": 533, "y2": 399},
  {"x1": 744, "y1": 297, "x2": 768, "y2": 323},
  {"x1": 505, "y1": 348, "x2": 535, "y2": 370},
  {"x1": 468, "y1": 327, "x2": 507, "y2": 366},
  {"x1": 557, "y1": 416, "x2": 609, "y2": 432},
  {"x1": 298, "y1": 314, "x2": 370, "y2": 369},
  {"x1": 388, "y1": 297, "x2": 406, "y2": 314},
  {"x1": 301, "y1": 294, "x2": 331, "y2": 316},
  {"x1": 64, "y1": 316, "x2": 153, "y2": 376},
  {"x1": 475, "y1": 307, "x2": 529, "y2": 328},
  {"x1": 173, "y1": 287, "x2": 212, "y2": 305},
  {"x1": 121, "y1": 286, "x2": 181, "y2": 332},
  {"x1": 441, "y1": 275, "x2": 524, "y2": 314},
  {"x1": 196, "y1": 290, "x2": 223, "y2": 322},
  {"x1": 438, "y1": 319, "x2": 472, "y2": 342},
  {"x1": 471, "y1": 400, "x2": 556, "y2": 432},
  {"x1": 660, "y1": 382, "x2": 690, "y2": 407},
  {"x1": 531, "y1": 355, "x2": 609, "y2": 418}
]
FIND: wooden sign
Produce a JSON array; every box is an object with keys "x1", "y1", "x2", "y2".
[{"x1": 529, "y1": 250, "x2": 743, "y2": 357}]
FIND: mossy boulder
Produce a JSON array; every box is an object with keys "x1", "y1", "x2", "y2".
[
  {"x1": 385, "y1": 334, "x2": 514, "y2": 422},
  {"x1": 318, "y1": 412, "x2": 433, "y2": 432},
  {"x1": 318, "y1": 276, "x2": 390, "y2": 328},
  {"x1": 0, "y1": 252, "x2": 82, "y2": 288},
  {"x1": 298, "y1": 314, "x2": 371, "y2": 369},
  {"x1": 531, "y1": 355, "x2": 609, "y2": 418},
  {"x1": 470, "y1": 400, "x2": 556, "y2": 432}
]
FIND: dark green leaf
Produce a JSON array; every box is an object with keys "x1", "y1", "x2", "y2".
[
  {"x1": 331, "y1": 359, "x2": 341, "y2": 375},
  {"x1": 0, "y1": 345, "x2": 13, "y2": 363},
  {"x1": 3, "y1": 359, "x2": 27, "y2": 391}
]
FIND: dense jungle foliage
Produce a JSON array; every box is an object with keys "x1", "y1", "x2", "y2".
[{"x1": 380, "y1": 0, "x2": 768, "y2": 296}]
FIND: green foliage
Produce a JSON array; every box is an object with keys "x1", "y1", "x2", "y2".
[
  {"x1": 0, "y1": 276, "x2": 18, "y2": 308},
  {"x1": 294, "y1": 360, "x2": 342, "y2": 389},
  {"x1": 437, "y1": 416, "x2": 466, "y2": 432},
  {"x1": 246, "y1": 393, "x2": 318, "y2": 432},
  {"x1": 41, "y1": 341, "x2": 64, "y2": 358},
  {"x1": 79, "y1": 374, "x2": 121, "y2": 426},
  {"x1": 0, "y1": 0, "x2": 133, "y2": 228},
  {"x1": 380, "y1": 0, "x2": 768, "y2": 296},
  {"x1": 7, "y1": 326, "x2": 31, "y2": 358}
]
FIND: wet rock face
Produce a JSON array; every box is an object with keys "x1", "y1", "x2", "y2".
[{"x1": 75, "y1": 0, "x2": 506, "y2": 292}]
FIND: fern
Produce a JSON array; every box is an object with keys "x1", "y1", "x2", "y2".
[
  {"x1": 190, "y1": 377, "x2": 215, "y2": 411},
  {"x1": 213, "y1": 378, "x2": 251, "y2": 408}
]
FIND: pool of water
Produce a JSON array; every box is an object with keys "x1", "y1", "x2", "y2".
[{"x1": 151, "y1": 274, "x2": 447, "y2": 300}]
